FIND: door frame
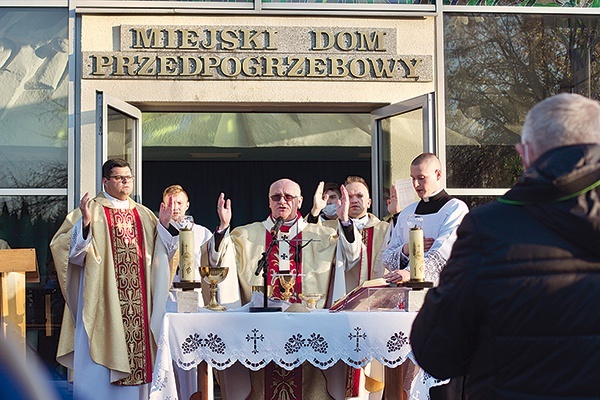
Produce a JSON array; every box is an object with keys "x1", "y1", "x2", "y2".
[
  {"x1": 370, "y1": 93, "x2": 436, "y2": 217},
  {"x1": 96, "y1": 90, "x2": 143, "y2": 201}
]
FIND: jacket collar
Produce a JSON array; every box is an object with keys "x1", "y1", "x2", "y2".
[{"x1": 500, "y1": 144, "x2": 600, "y2": 205}]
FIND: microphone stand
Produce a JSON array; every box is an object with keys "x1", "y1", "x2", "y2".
[
  {"x1": 281, "y1": 238, "x2": 314, "y2": 301},
  {"x1": 250, "y1": 235, "x2": 282, "y2": 312}
]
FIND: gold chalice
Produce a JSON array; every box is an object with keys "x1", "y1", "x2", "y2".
[
  {"x1": 199, "y1": 266, "x2": 229, "y2": 311},
  {"x1": 277, "y1": 273, "x2": 297, "y2": 302},
  {"x1": 299, "y1": 293, "x2": 323, "y2": 310}
]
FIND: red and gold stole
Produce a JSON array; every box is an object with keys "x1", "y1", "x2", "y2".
[
  {"x1": 264, "y1": 214, "x2": 304, "y2": 400},
  {"x1": 361, "y1": 226, "x2": 374, "y2": 282},
  {"x1": 104, "y1": 207, "x2": 152, "y2": 385},
  {"x1": 345, "y1": 225, "x2": 375, "y2": 397},
  {"x1": 264, "y1": 216, "x2": 303, "y2": 303}
]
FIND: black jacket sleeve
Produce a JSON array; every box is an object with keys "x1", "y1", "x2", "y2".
[{"x1": 410, "y1": 213, "x2": 483, "y2": 380}]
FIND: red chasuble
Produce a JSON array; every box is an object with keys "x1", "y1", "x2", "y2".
[{"x1": 104, "y1": 207, "x2": 152, "y2": 385}]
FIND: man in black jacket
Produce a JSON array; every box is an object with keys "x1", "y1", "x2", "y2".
[{"x1": 411, "y1": 93, "x2": 600, "y2": 400}]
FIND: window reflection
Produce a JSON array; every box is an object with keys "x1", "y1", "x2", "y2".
[
  {"x1": 444, "y1": 13, "x2": 600, "y2": 188},
  {"x1": 142, "y1": 113, "x2": 372, "y2": 147},
  {"x1": 0, "y1": 6, "x2": 69, "y2": 389},
  {"x1": 79, "y1": 0, "x2": 432, "y2": 3},
  {"x1": 0, "y1": 8, "x2": 68, "y2": 189}
]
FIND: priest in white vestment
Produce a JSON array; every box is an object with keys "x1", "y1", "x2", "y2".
[
  {"x1": 50, "y1": 158, "x2": 178, "y2": 400},
  {"x1": 210, "y1": 178, "x2": 361, "y2": 400}
]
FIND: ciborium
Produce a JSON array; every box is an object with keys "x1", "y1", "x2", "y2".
[
  {"x1": 199, "y1": 266, "x2": 229, "y2": 311},
  {"x1": 276, "y1": 273, "x2": 297, "y2": 302}
]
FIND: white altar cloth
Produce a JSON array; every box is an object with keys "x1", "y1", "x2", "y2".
[{"x1": 150, "y1": 310, "x2": 444, "y2": 400}]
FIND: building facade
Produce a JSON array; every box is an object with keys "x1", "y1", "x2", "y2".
[{"x1": 1, "y1": 0, "x2": 599, "y2": 389}]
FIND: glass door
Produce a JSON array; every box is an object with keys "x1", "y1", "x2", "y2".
[
  {"x1": 96, "y1": 91, "x2": 142, "y2": 202},
  {"x1": 371, "y1": 93, "x2": 435, "y2": 218}
]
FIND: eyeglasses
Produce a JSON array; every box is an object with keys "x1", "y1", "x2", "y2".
[
  {"x1": 108, "y1": 175, "x2": 135, "y2": 182},
  {"x1": 270, "y1": 194, "x2": 298, "y2": 202}
]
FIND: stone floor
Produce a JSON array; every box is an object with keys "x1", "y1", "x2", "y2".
[{"x1": 52, "y1": 380, "x2": 223, "y2": 399}]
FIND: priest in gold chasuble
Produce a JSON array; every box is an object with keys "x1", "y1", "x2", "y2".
[
  {"x1": 340, "y1": 177, "x2": 392, "y2": 400},
  {"x1": 308, "y1": 177, "x2": 392, "y2": 399},
  {"x1": 308, "y1": 178, "x2": 392, "y2": 293},
  {"x1": 50, "y1": 158, "x2": 178, "y2": 400},
  {"x1": 342, "y1": 177, "x2": 392, "y2": 293},
  {"x1": 210, "y1": 178, "x2": 361, "y2": 400}
]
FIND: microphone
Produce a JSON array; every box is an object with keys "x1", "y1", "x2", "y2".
[{"x1": 270, "y1": 217, "x2": 284, "y2": 237}]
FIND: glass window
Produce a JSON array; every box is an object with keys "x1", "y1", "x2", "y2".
[
  {"x1": 443, "y1": 0, "x2": 600, "y2": 7},
  {"x1": 374, "y1": 99, "x2": 433, "y2": 218},
  {"x1": 82, "y1": 0, "x2": 252, "y2": 2},
  {"x1": 264, "y1": 0, "x2": 432, "y2": 3},
  {"x1": 0, "y1": 195, "x2": 68, "y2": 380},
  {"x1": 0, "y1": 8, "x2": 68, "y2": 189},
  {"x1": 0, "y1": 6, "x2": 69, "y2": 392},
  {"x1": 444, "y1": 13, "x2": 600, "y2": 189},
  {"x1": 454, "y1": 194, "x2": 499, "y2": 210},
  {"x1": 142, "y1": 112, "x2": 373, "y2": 226},
  {"x1": 76, "y1": 0, "x2": 431, "y2": 3}
]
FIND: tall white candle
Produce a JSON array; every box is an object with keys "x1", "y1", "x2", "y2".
[
  {"x1": 409, "y1": 227, "x2": 424, "y2": 282},
  {"x1": 179, "y1": 230, "x2": 195, "y2": 282}
]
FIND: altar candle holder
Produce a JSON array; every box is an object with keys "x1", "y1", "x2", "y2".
[
  {"x1": 178, "y1": 215, "x2": 195, "y2": 282},
  {"x1": 408, "y1": 227, "x2": 424, "y2": 282},
  {"x1": 403, "y1": 215, "x2": 433, "y2": 290}
]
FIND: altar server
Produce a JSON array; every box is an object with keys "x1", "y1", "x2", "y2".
[
  {"x1": 382, "y1": 153, "x2": 469, "y2": 286},
  {"x1": 306, "y1": 181, "x2": 342, "y2": 223},
  {"x1": 160, "y1": 184, "x2": 236, "y2": 400}
]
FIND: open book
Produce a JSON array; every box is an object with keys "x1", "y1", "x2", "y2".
[{"x1": 329, "y1": 278, "x2": 408, "y2": 312}]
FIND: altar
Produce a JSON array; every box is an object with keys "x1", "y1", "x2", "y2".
[{"x1": 150, "y1": 309, "x2": 444, "y2": 400}]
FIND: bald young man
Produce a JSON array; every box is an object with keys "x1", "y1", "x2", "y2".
[{"x1": 382, "y1": 153, "x2": 469, "y2": 285}]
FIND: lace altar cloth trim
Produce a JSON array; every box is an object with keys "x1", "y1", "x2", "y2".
[{"x1": 150, "y1": 310, "x2": 446, "y2": 399}]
